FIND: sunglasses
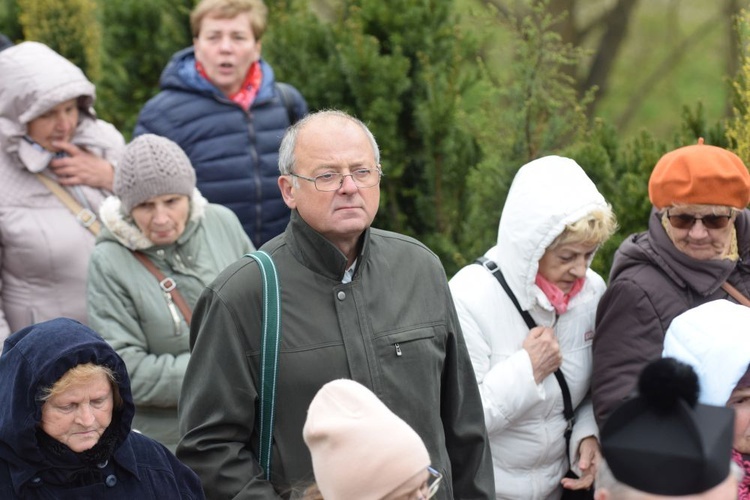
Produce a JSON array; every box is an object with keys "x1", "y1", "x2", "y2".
[{"x1": 666, "y1": 210, "x2": 734, "y2": 230}]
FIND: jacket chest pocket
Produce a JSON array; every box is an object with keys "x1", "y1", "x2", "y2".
[
  {"x1": 376, "y1": 325, "x2": 447, "y2": 367},
  {"x1": 375, "y1": 326, "x2": 445, "y2": 400}
]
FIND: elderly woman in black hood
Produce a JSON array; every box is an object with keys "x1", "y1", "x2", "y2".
[{"x1": 0, "y1": 318, "x2": 205, "y2": 499}]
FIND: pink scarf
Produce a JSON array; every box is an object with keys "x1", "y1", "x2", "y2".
[{"x1": 535, "y1": 274, "x2": 584, "y2": 315}]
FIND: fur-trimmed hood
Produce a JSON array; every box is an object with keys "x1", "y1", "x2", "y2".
[{"x1": 98, "y1": 188, "x2": 208, "y2": 250}]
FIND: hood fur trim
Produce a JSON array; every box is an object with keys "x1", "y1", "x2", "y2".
[{"x1": 99, "y1": 188, "x2": 207, "y2": 250}]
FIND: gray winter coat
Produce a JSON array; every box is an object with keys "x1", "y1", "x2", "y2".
[
  {"x1": 87, "y1": 190, "x2": 253, "y2": 449},
  {"x1": 177, "y1": 210, "x2": 494, "y2": 499},
  {"x1": 592, "y1": 208, "x2": 750, "y2": 426},
  {"x1": 0, "y1": 41, "x2": 124, "y2": 342}
]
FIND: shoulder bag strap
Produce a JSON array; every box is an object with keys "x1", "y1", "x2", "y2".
[
  {"x1": 475, "y1": 257, "x2": 576, "y2": 459},
  {"x1": 131, "y1": 250, "x2": 192, "y2": 326},
  {"x1": 476, "y1": 257, "x2": 535, "y2": 329},
  {"x1": 245, "y1": 250, "x2": 281, "y2": 481},
  {"x1": 722, "y1": 281, "x2": 750, "y2": 307},
  {"x1": 275, "y1": 82, "x2": 299, "y2": 125},
  {"x1": 35, "y1": 173, "x2": 101, "y2": 236}
]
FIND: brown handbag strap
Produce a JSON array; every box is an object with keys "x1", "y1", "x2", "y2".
[
  {"x1": 131, "y1": 250, "x2": 192, "y2": 326},
  {"x1": 35, "y1": 173, "x2": 102, "y2": 236},
  {"x1": 722, "y1": 281, "x2": 750, "y2": 308}
]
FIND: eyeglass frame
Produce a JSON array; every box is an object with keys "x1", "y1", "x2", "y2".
[
  {"x1": 665, "y1": 209, "x2": 735, "y2": 230},
  {"x1": 426, "y1": 466, "x2": 442, "y2": 499},
  {"x1": 288, "y1": 167, "x2": 383, "y2": 192}
]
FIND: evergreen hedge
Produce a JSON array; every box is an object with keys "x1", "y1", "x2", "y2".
[{"x1": 2, "y1": 0, "x2": 744, "y2": 279}]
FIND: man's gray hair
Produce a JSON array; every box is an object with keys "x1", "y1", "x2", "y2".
[
  {"x1": 595, "y1": 457, "x2": 742, "y2": 499},
  {"x1": 277, "y1": 109, "x2": 380, "y2": 177}
]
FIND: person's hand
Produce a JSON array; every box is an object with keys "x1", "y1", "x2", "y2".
[
  {"x1": 522, "y1": 326, "x2": 562, "y2": 384},
  {"x1": 561, "y1": 436, "x2": 600, "y2": 491},
  {"x1": 49, "y1": 141, "x2": 114, "y2": 191}
]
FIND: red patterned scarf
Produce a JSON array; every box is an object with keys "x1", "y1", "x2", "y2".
[{"x1": 197, "y1": 60, "x2": 262, "y2": 111}]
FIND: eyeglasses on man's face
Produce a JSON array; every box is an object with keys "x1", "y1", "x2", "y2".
[
  {"x1": 289, "y1": 167, "x2": 382, "y2": 192},
  {"x1": 666, "y1": 210, "x2": 734, "y2": 230}
]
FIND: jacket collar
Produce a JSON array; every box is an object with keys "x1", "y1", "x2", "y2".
[
  {"x1": 612, "y1": 208, "x2": 743, "y2": 296},
  {"x1": 165, "y1": 47, "x2": 278, "y2": 104},
  {"x1": 283, "y1": 210, "x2": 370, "y2": 282}
]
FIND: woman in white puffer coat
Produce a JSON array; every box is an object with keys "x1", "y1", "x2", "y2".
[{"x1": 449, "y1": 156, "x2": 617, "y2": 499}]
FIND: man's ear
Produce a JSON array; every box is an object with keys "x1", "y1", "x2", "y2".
[
  {"x1": 593, "y1": 488, "x2": 609, "y2": 500},
  {"x1": 278, "y1": 175, "x2": 297, "y2": 209}
]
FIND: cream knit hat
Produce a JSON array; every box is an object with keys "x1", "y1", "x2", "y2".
[
  {"x1": 115, "y1": 134, "x2": 196, "y2": 213},
  {"x1": 303, "y1": 379, "x2": 431, "y2": 500}
]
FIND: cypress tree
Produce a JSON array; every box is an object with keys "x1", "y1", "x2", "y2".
[{"x1": 17, "y1": 0, "x2": 100, "y2": 80}]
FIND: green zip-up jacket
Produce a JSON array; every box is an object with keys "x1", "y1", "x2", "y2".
[
  {"x1": 87, "y1": 190, "x2": 253, "y2": 449},
  {"x1": 177, "y1": 210, "x2": 494, "y2": 499}
]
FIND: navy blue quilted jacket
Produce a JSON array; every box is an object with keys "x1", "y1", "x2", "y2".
[
  {"x1": 134, "y1": 47, "x2": 308, "y2": 247},
  {"x1": 0, "y1": 318, "x2": 205, "y2": 499}
]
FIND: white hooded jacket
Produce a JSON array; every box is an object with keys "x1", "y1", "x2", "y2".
[{"x1": 450, "y1": 156, "x2": 607, "y2": 499}]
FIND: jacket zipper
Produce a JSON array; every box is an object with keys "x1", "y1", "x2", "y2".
[{"x1": 159, "y1": 277, "x2": 182, "y2": 336}]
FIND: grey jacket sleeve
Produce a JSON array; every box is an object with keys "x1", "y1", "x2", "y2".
[
  {"x1": 591, "y1": 279, "x2": 664, "y2": 427},
  {"x1": 441, "y1": 298, "x2": 496, "y2": 499},
  {"x1": 177, "y1": 282, "x2": 281, "y2": 499}
]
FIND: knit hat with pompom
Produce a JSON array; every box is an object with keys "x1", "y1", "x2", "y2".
[
  {"x1": 601, "y1": 358, "x2": 734, "y2": 496},
  {"x1": 115, "y1": 134, "x2": 196, "y2": 213}
]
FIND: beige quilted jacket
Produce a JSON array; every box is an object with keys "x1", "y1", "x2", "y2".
[{"x1": 0, "y1": 41, "x2": 124, "y2": 342}]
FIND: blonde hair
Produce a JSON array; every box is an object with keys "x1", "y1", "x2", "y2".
[
  {"x1": 191, "y1": 0, "x2": 268, "y2": 39},
  {"x1": 548, "y1": 205, "x2": 618, "y2": 251},
  {"x1": 39, "y1": 363, "x2": 123, "y2": 410}
]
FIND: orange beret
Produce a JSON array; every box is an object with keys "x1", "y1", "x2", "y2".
[{"x1": 648, "y1": 138, "x2": 750, "y2": 210}]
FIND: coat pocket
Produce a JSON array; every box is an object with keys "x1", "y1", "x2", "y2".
[{"x1": 383, "y1": 326, "x2": 438, "y2": 358}]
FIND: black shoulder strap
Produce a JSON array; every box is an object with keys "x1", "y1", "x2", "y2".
[
  {"x1": 475, "y1": 257, "x2": 535, "y2": 329},
  {"x1": 275, "y1": 82, "x2": 298, "y2": 125},
  {"x1": 474, "y1": 257, "x2": 575, "y2": 460}
]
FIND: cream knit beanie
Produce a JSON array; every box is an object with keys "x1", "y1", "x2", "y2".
[
  {"x1": 115, "y1": 134, "x2": 196, "y2": 213},
  {"x1": 303, "y1": 379, "x2": 430, "y2": 500}
]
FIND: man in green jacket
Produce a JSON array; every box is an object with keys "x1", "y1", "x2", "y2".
[{"x1": 177, "y1": 110, "x2": 494, "y2": 499}]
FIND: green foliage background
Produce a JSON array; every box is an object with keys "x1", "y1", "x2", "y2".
[{"x1": 1, "y1": 0, "x2": 746, "y2": 279}]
